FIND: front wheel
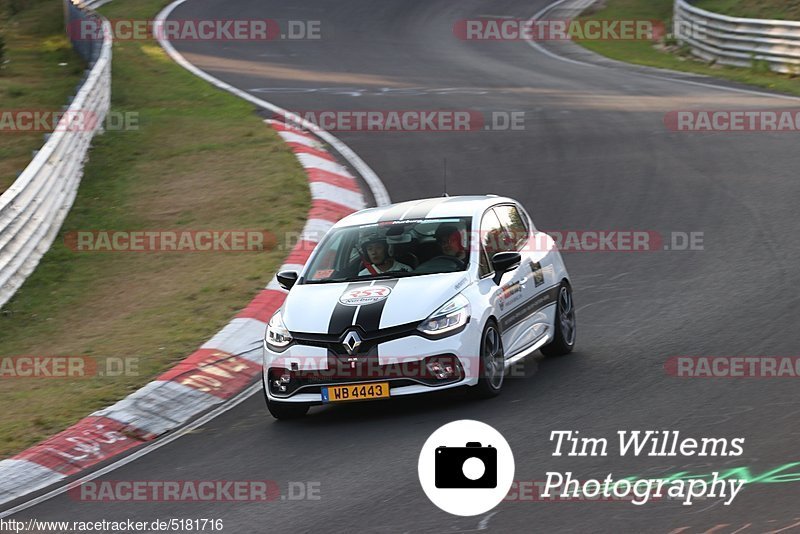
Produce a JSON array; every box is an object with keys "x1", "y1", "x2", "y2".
[
  {"x1": 470, "y1": 320, "x2": 505, "y2": 398},
  {"x1": 541, "y1": 283, "x2": 576, "y2": 357}
]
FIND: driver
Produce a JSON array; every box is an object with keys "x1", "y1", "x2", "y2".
[
  {"x1": 434, "y1": 224, "x2": 468, "y2": 262},
  {"x1": 358, "y1": 233, "x2": 412, "y2": 276}
]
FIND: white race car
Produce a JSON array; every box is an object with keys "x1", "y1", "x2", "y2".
[{"x1": 263, "y1": 195, "x2": 575, "y2": 419}]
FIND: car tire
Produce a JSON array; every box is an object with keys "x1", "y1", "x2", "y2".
[
  {"x1": 541, "y1": 282, "x2": 576, "y2": 357},
  {"x1": 263, "y1": 374, "x2": 309, "y2": 420},
  {"x1": 470, "y1": 320, "x2": 505, "y2": 398}
]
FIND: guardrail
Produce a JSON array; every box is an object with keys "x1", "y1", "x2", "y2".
[
  {"x1": 674, "y1": 0, "x2": 800, "y2": 74},
  {"x1": 0, "y1": 2, "x2": 111, "y2": 310},
  {"x1": 79, "y1": 0, "x2": 114, "y2": 12}
]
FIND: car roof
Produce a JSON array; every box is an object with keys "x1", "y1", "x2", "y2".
[{"x1": 334, "y1": 195, "x2": 517, "y2": 228}]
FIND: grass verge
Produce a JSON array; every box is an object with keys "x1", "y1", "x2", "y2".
[
  {"x1": 0, "y1": 0, "x2": 85, "y2": 193},
  {"x1": 574, "y1": 0, "x2": 800, "y2": 97},
  {"x1": 0, "y1": 0, "x2": 310, "y2": 457},
  {"x1": 693, "y1": 0, "x2": 800, "y2": 21}
]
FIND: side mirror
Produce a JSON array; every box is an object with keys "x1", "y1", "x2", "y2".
[
  {"x1": 491, "y1": 252, "x2": 521, "y2": 285},
  {"x1": 276, "y1": 270, "x2": 299, "y2": 291}
]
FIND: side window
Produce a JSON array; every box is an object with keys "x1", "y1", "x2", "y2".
[
  {"x1": 479, "y1": 209, "x2": 506, "y2": 276},
  {"x1": 493, "y1": 205, "x2": 529, "y2": 251}
]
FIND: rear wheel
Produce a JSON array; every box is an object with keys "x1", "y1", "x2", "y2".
[
  {"x1": 263, "y1": 373, "x2": 309, "y2": 420},
  {"x1": 541, "y1": 282, "x2": 576, "y2": 357},
  {"x1": 470, "y1": 320, "x2": 505, "y2": 398}
]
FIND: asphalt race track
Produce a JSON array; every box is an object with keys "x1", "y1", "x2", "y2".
[{"x1": 9, "y1": 0, "x2": 800, "y2": 531}]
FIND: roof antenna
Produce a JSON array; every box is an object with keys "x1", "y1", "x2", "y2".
[{"x1": 442, "y1": 158, "x2": 449, "y2": 197}]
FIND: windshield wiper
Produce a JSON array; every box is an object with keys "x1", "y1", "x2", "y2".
[
  {"x1": 338, "y1": 271, "x2": 418, "y2": 283},
  {"x1": 303, "y1": 277, "x2": 350, "y2": 284},
  {"x1": 304, "y1": 271, "x2": 421, "y2": 285}
]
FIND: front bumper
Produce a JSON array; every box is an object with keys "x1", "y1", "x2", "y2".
[{"x1": 264, "y1": 320, "x2": 481, "y2": 404}]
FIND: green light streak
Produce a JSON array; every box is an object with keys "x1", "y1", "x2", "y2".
[{"x1": 634, "y1": 461, "x2": 800, "y2": 485}]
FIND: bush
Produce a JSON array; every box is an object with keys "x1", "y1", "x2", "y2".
[
  {"x1": 751, "y1": 57, "x2": 773, "y2": 74},
  {"x1": 676, "y1": 43, "x2": 693, "y2": 57}
]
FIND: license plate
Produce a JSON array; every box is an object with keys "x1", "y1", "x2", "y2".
[{"x1": 321, "y1": 382, "x2": 390, "y2": 403}]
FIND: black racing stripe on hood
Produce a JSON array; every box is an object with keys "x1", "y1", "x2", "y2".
[
  {"x1": 327, "y1": 282, "x2": 370, "y2": 336},
  {"x1": 353, "y1": 279, "x2": 399, "y2": 332}
]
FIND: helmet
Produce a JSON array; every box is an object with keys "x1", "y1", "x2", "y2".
[{"x1": 359, "y1": 230, "x2": 388, "y2": 256}]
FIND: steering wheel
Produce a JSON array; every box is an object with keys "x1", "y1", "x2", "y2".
[{"x1": 428, "y1": 255, "x2": 466, "y2": 270}]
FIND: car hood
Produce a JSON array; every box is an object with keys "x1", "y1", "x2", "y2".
[{"x1": 282, "y1": 272, "x2": 470, "y2": 334}]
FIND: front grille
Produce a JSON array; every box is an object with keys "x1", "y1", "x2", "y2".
[{"x1": 268, "y1": 354, "x2": 464, "y2": 398}]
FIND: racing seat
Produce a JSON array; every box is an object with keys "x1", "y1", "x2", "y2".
[{"x1": 395, "y1": 251, "x2": 419, "y2": 269}]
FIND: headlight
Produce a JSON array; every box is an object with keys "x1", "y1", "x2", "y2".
[
  {"x1": 265, "y1": 311, "x2": 293, "y2": 350},
  {"x1": 418, "y1": 294, "x2": 470, "y2": 337}
]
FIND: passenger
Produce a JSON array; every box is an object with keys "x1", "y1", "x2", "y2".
[{"x1": 434, "y1": 224, "x2": 468, "y2": 262}]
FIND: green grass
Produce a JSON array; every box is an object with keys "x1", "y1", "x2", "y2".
[
  {"x1": 693, "y1": 0, "x2": 800, "y2": 20},
  {"x1": 0, "y1": 0, "x2": 310, "y2": 457},
  {"x1": 0, "y1": 0, "x2": 85, "y2": 193},
  {"x1": 575, "y1": 0, "x2": 800, "y2": 97}
]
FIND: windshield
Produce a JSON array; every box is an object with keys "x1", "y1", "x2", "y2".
[{"x1": 301, "y1": 217, "x2": 472, "y2": 284}]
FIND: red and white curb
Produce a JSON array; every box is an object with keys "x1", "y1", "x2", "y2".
[{"x1": 0, "y1": 120, "x2": 372, "y2": 506}]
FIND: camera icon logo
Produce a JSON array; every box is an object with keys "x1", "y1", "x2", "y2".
[
  {"x1": 418, "y1": 420, "x2": 515, "y2": 516},
  {"x1": 435, "y1": 442, "x2": 497, "y2": 488}
]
